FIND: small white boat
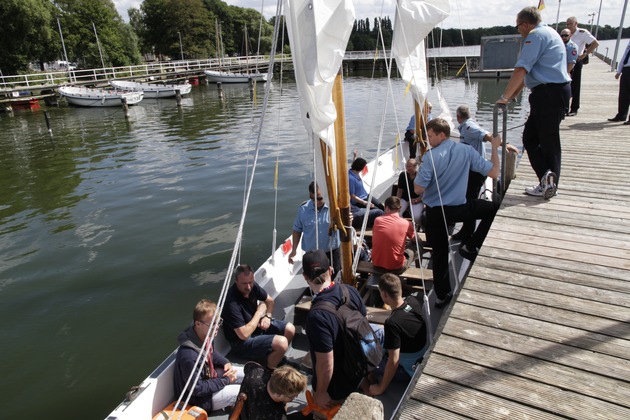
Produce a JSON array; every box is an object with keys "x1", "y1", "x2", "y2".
[
  {"x1": 58, "y1": 86, "x2": 143, "y2": 107},
  {"x1": 109, "y1": 80, "x2": 192, "y2": 98},
  {"x1": 203, "y1": 69, "x2": 268, "y2": 84}
]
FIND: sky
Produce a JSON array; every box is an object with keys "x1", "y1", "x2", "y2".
[{"x1": 113, "y1": 0, "x2": 628, "y2": 30}]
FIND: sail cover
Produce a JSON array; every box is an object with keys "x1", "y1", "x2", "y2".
[
  {"x1": 392, "y1": 0, "x2": 450, "y2": 105},
  {"x1": 284, "y1": 0, "x2": 355, "y2": 192}
]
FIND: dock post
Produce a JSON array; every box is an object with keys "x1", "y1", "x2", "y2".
[
  {"x1": 217, "y1": 82, "x2": 223, "y2": 99},
  {"x1": 121, "y1": 97, "x2": 129, "y2": 119},
  {"x1": 44, "y1": 111, "x2": 53, "y2": 137},
  {"x1": 176, "y1": 89, "x2": 182, "y2": 107}
]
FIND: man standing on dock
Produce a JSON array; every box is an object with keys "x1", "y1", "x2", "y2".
[
  {"x1": 565, "y1": 16, "x2": 599, "y2": 116},
  {"x1": 498, "y1": 6, "x2": 571, "y2": 200},
  {"x1": 608, "y1": 39, "x2": 630, "y2": 125}
]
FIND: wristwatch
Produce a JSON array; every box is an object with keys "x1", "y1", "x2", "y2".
[{"x1": 265, "y1": 313, "x2": 273, "y2": 319}]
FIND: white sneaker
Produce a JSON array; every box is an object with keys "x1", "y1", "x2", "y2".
[
  {"x1": 542, "y1": 170, "x2": 557, "y2": 200},
  {"x1": 525, "y1": 184, "x2": 544, "y2": 197}
]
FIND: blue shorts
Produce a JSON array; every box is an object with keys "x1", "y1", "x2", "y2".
[{"x1": 230, "y1": 319, "x2": 287, "y2": 360}]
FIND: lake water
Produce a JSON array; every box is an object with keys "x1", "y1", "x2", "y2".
[
  {"x1": 597, "y1": 38, "x2": 630, "y2": 66},
  {"x1": 0, "y1": 71, "x2": 528, "y2": 419}
]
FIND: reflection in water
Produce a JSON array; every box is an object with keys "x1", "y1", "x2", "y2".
[{"x1": 0, "y1": 73, "x2": 528, "y2": 419}]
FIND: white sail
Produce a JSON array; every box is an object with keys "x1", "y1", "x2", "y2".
[
  {"x1": 392, "y1": 0, "x2": 450, "y2": 105},
  {"x1": 283, "y1": 0, "x2": 355, "y2": 194}
]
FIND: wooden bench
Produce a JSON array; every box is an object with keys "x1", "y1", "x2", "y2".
[
  {"x1": 295, "y1": 295, "x2": 391, "y2": 325},
  {"x1": 355, "y1": 260, "x2": 433, "y2": 284}
]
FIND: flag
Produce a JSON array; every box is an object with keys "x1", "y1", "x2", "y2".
[{"x1": 537, "y1": 0, "x2": 545, "y2": 10}]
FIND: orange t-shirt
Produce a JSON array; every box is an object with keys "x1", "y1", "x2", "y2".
[{"x1": 371, "y1": 213, "x2": 414, "y2": 270}]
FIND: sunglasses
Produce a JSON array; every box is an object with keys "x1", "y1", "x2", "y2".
[{"x1": 561, "y1": 34, "x2": 570, "y2": 38}]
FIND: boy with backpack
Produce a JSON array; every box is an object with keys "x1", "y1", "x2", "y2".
[{"x1": 301, "y1": 250, "x2": 382, "y2": 410}]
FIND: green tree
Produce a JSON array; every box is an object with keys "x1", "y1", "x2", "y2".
[
  {"x1": 0, "y1": 0, "x2": 59, "y2": 74},
  {"x1": 54, "y1": 0, "x2": 141, "y2": 68}
]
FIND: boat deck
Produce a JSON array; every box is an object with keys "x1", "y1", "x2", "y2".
[{"x1": 400, "y1": 58, "x2": 630, "y2": 418}]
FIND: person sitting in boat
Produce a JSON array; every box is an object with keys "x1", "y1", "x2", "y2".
[
  {"x1": 414, "y1": 118, "x2": 502, "y2": 308},
  {"x1": 236, "y1": 362, "x2": 307, "y2": 420},
  {"x1": 404, "y1": 102, "x2": 432, "y2": 159},
  {"x1": 396, "y1": 159, "x2": 424, "y2": 228},
  {"x1": 300, "y1": 250, "x2": 369, "y2": 409},
  {"x1": 174, "y1": 299, "x2": 245, "y2": 413},
  {"x1": 368, "y1": 273, "x2": 427, "y2": 397},
  {"x1": 222, "y1": 264, "x2": 296, "y2": 369},
  {"x1": 288, "y1": 181, "x2": 341, "y2": 278},
  {"x1": 371, "y1": 196, "x2": 416, "y2": 275},
  {"x1": 349, "y1": 157, "x2": 384, "y2": 229}
]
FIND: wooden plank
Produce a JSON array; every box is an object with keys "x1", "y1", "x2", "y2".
[
  {"x1": 398, "y1": 398, "x2": 470, "y2": 420},
  {"x1": 410, "y1": 375, "x2": 561, "y2": 419},
  {"x1": 433, "y1": 334, "x2": 630, "y2": 407},
  {"x1": 423, "y1": 353, "x2": 630, "y2": 419},
  {"x1": 450, "y1": 295, "x2": 630, "y2": 359},
  {"x1": 294, "y1": 298, "x2": 391, "y2": 325},
  {"x1": 442, "y1": 317, "x2": 630, "y2": 382}
]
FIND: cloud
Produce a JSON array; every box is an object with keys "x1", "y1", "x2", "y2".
[{"x1": 113, "y1": 0, "x2": 626, "y2": 30}]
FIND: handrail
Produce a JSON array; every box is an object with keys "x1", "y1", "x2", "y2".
[{"x1": 493, "y1": 103, "x2": 508, "y2": 201}]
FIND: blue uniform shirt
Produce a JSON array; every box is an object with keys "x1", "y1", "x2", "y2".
[
  {"x1": 458, "y1": 118, "x2": 487, "y2": 157},
  {"x1": 415, "y1": 139, "x2": 492, "y2": 207},
  {"x1": 292, "y1": 199, "x2": 340, "y2": 251},
  {"x1": 565, "y1": 39, "x2": 578, "y2": 65},
  {"x1": 348, "y1": 169, "x2": 368, "y2": 205},
  {"x1": 515, "y1": 23, "x2": 571, "y2": 88},
  {"x1": 406, "y1": 115, "x2": 415, "y2": 131}
]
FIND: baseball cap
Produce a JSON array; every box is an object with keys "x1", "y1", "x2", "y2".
[{"x1": 302, "y1": 250, "x2": 330, "y2": 279}]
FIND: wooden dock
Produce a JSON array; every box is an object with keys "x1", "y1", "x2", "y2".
[{"x1": 400, "y1": 58, "x2": 630, "y2": 418}]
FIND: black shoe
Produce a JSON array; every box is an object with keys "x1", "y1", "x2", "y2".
[
  {"x1": 567, "y1": 112, "x2": 577, "y2": 116},
  {"x1": 459, "y1": 244, "x2": 479, "y2": 262},
  {"x1": 608, "y1": 117, "x2": 624, "y2": 122},
  {"x1": 624, "y1": 121, "x2": 630, "y2": 125},
  {"x1": 451, "y1": 230, "x2": 471, "y2": 242},
  {"x1": 278, "y1": 357, "x2": 305, "y2": 372},
  {"x1": 435, "y1": 292, "x2": 453, "y2": 309}
]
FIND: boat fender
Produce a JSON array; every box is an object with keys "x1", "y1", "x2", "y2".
[{"x1": 153, "y1": 402, "x2": 208, "y2": 420}]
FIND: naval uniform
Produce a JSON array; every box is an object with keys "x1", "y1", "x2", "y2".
[
  {"x1": 613, "y1": 40, "x2": 630, "y2": 122},
  {"x1": 564, "y1": 39, "x2": 578, "y2": 114},
  {"x1": 568, "y1": 28, "x2": 597, "y2": 114},
  {"x1": 516, "y1": 23, "x2": 571, "y2": 186}
]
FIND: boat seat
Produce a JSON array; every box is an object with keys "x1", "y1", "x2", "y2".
[
  {"x1": 355, "y1": 260, "x2": 433, "y2": 285},
  {"x1": 294, "y1": 295, "x2": 391, "y2": 325}
]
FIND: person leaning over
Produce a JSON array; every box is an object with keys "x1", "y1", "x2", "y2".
[
  {"x1": 498, "y1": 7, "x2": 571, "y2": 200},
  {"x1": 414, "y1": 118, "x2": 501, "y2": 308},
  {"x1": 301, "y1": 250, "x2": 369, "y2": 409},
  {"x1": 371, "y1": 196, "x2": 416, "y2": 275},
  {"x1": 237, "y1": 362, "x2": 307, "y2": 420},
  {"x1": 288, "y1": 182, "x2": 341, "y2": 278},
  {"x1": 174, "y1": 299, "x2": 245, "y2": 413},
  {"x1": 222, "y1": 264, "x2": 295, "y2": 369},
  {"x1": 368, "y1": 273, "x2": 427, "y2": 396}
]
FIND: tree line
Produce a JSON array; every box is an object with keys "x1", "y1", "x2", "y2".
[{"x1": 1, "y1": 0, "x2": 629, "y2": 76}]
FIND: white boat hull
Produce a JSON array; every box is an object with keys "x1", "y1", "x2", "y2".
[
  {"x1": 59, "y1": 86, "x2": 143, "y2": 107},
  {"x1": 105, "y1": 147, "x2": 402, "y2": 420},
  {"x1": 203, "y1": 70, "x2": 268, "y2": 84},
  {"x1": 109, "y1": 80, "x2": 192, "y2": 98}
]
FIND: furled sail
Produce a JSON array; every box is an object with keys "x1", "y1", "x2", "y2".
[
  {"x1": 283, "y1": 0, "x2": 355, "y2": 196},
  {"x1": 392, "y1": 0, "x2": 450, "y2": 106}
]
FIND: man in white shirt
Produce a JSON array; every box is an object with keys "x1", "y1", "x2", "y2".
[{"x1": 565, "y1": 16, "x2": 599, "y2": 116}]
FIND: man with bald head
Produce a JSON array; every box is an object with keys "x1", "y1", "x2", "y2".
[{"x1": 560, "y1": 28, "x2": 578, "y2": 115}]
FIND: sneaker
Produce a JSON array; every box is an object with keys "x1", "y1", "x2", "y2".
[
  {"x1": 435, "y1": 292, "x2": 453, "y2": 309},
  {"x1": 541, "y1": 170, "x2": 557, "y2": 200},
  {"x1": 525, "y1": 184, "x2": 544, "y2": 197}
]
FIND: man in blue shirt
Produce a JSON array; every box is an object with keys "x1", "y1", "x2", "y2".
[
  {"x1": 414, "y1": 118, "x2": 502, "y2": 308},
  {"x1": 561, "y1": 28, "x2": 578, "y2": 116},
  {"x1": 497, "y1": 6, "x2": 571, "y2": 200},
  {"x1": 289, "y1": 182, "x2": 342, "y2": 277},
  {"x1": 608, "y1": 39, "x2": 630, "y2": 124}
]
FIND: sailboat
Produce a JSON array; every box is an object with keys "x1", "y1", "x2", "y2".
[
  {"x1": 105, "y1": 1, "x2": 477, "y2": 419},
  {"x1": 204, "y1": 22, "x2": 268, "y2": 84},
  {"x1": 109, "y1": 80, "x2": 192, "y2": 98}
]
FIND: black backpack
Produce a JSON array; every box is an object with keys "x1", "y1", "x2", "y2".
[{"x1": 311, "y1": 285, "x2": 383, "y2": 381}]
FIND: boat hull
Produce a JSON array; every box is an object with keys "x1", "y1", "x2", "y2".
[
  {"x1": 203, "y1": 70, "x2": 268, "y2": 84},
  {"x1": 59, "y1": 87, "x2": 143, "y2": 107},
  {"x1": 109, "y1": 81, "x2": 192, "y2": 98}
]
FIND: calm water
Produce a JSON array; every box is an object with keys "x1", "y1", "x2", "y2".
[{"x1": 0, "y1": 72, "x2": 527, "y2": 419}]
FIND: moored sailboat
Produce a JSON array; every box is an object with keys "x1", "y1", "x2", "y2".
[
  {"x1": 59, "y1": 86, "x2": 144, "y2": 107},
  {"x1": 109, "y1": 80, "x2": 192, "y2": 98}
]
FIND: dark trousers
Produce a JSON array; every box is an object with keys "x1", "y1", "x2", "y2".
[
  {"x1": 405, "y1": 130, "x2": 416, "y2": 158},
  {"x1": 458, "y1": 171, "x2": 487, "y2": 237},
  {"x1": 615, "y1": 67, "x2": 630, "y2": 121},
  {"x1": 425, "y1": 199, "x2": 499, "y2": 300},
  {"x1": 569, "y1": 60, "x2": 583, "y2": 113},
  {"x1": 327, "y1": 247, "x2": 341, "y2": 279},
  {"x1": 523, "y1": 83, "x2": 568, "y2": 186}
]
